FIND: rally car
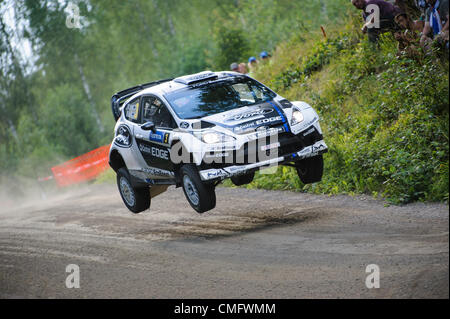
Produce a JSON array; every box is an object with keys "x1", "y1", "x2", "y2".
[{"x1": 109, "y1": 71, "x2": 327, "y2": 214}]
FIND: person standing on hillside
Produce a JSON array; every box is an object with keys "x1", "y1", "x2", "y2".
[
  {"x1": 420, "y1": 0, "x2": 449, "y2": 48},
  {"x1": 247, "y1": 57, "x2": 258, "y2": 77},
  {"x1": 352, "y1": 0, "x2": 404, "y2": 43},
  {"x1": 230, "y1": 63, "x2": 240, "y2": 72},
  {"x1": 238, "y1": 63, "x2": 248, "y2": 74}
]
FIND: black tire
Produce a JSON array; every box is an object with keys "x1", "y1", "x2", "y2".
[
  {"x1": 230, "y1": 172, "x2": 255, "y2": 186},
  {"x1": 295, "y1": 155, "x2": 324, "y2": 184},
  {"x1": 116, "y1": 167, "x2": 150, "y2": 213},
  {"x1": 180, "y1": 165, "x2": 216, "y2": 214}
]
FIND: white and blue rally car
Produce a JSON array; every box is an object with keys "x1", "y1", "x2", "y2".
[{"x1": 109, "y1": 71, "x2": 327, "y2": 214}]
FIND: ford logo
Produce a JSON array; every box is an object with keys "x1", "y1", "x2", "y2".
[
  {"x1": 179, "y1": 121, "x2": 190, "y2": 129},
  {"x1": 227, "y1": 108, "x2": 273, "y2": 121}
]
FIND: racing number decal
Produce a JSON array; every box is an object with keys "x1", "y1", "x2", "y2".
[{"x1": 163, "y1": 133, "x2": 170, "y2": 144}]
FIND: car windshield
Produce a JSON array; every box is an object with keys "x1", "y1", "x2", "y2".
[{"x1": 164, "y1": 77, "x2": 276, "y2": 120}]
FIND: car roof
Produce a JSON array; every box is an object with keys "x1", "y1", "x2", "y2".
[{"x1": 136, "y1": 71, "x2": 242, "y2": 98}]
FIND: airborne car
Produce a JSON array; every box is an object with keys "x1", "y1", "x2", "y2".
[{"x1": 109, "y1": 71, "x2": 327, "y2": 214}]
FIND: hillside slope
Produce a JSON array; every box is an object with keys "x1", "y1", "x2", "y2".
[{"x1": 245, "y1": 14, "x2": 449, "y2": 204}]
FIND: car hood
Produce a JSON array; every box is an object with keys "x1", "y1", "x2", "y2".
[{"x1": 196, "y1": 101, "x2": 287, "y2": 134}]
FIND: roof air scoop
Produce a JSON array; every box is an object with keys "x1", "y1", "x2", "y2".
[{"x1": 174, "y1": 71, "x2": 218, "y2": 85}]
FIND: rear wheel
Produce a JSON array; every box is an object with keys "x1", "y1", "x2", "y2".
[
  {"x1": 180, "y1": 165, "x2": 216, "y2": 214},
  {"x1": 117, "y1": 168, "x2": 150, "y2": 213},
  {"x1": 231, "y1": 172, "x2": 255, "y2": 186},
  {"x1": 295, "y1": 155, "x2": 324, "y2": 184}
]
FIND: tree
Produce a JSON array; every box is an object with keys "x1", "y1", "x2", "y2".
[{"x1": 212, "y1": 27, "x2": 251, "y2": 70}]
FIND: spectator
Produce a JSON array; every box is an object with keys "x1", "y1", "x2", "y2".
[
  {"x1": 247, "y1": 56, "x2": 258, "y2": 75},
  {"x1": 259, "y1": 51, "x2": 271, "y2": 61},
  {"x1": 352, "y1": 0, "x2": 404, "y2": 43},
  {"x1": 238, "y1": 63, "x2": 248, "y2": 74},
  {"x1": 416, "y1": 0, "x2": 430, "y2": 18},
  {"x1": 420, "y1": 0, "x2": 449, "y2": 48},
  {"x1": 230, "y1": 62, "x2": 239, "y2": 72}
]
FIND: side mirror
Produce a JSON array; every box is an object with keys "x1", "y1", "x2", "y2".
[{"x1": 141, "y1": 121, "x2": 156, "y2": 133}]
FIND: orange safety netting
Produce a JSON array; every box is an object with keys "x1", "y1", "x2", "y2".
[{"x1": 51, "y1": 144, "x2": 111, "y2": 187}]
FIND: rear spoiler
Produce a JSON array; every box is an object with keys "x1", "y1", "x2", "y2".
[{"x1": 111, "y1": 79, "x2": 173, "y2": 121}]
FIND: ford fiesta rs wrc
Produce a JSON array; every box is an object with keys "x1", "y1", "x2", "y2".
[{"x1": 109, "y1": 71, "x2": 328, "y2": 214}]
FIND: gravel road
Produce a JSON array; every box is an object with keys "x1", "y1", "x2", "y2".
[{"x1": 0, "y1": 184, "x2": 448, "y2": 298}]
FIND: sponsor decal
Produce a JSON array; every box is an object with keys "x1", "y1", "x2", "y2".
[
  {"x1": 312, "y1": 143, "x2": 326, "y2": 153},
  {"x1": 114, "y1": 125, "x2": 132, "y2": 148},
  {"x1": 224, "y1": 166, "x2": 246, "y2": 173},
  {"x1": 142, "y1": 167, "x2": 174, "y2": 177},
  {"x1": 278, "y1": 99, "x2": 293, "y2": 108},
  {"x1": 226, "y1": 108, "x2": 273, "y2": 122},
  {"x1": 302, "y1": 127, "x2": 316, "y2": 136},
  {"x1": 302, "y1": 117, "x2": 318, "y2": 129},
  {"x1": 235, "y1": 118, "x2": 283, "y2": 135},
  {"x1": 255, "y1": 116, "x2": 282, "y2": 126},
  {"x1": 296, "y1": 141, "x2": 327, "y2": 159},
  {"x1": 297, "y1": 146, "x2": 313, "y2": 158},
  {"x1": 234, "y1": 121, "x2": 258, "y2": 133},
  {"x1": 261, "y1": 142, "x2": 280, "y2": 151},
  {"x1": 189, "y1": 73, "x2": 214, "y2": 81},
  {"x1": 179, "y1": 121, "x2": 190, "y2": 129},
  {"x1": 149, "y1": 131, "x2": 164, "y2": 143},
  {"x1": 247, "y1": 126, "x2": 284, "y2": 140},
  {"x1": 205, "y1": 169, "x2": 227, "y2": 178},
  {"x1": 139, "y1": 144, "x2": 169, "y2": 160}
]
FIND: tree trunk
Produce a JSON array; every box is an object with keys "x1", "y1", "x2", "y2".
[
  {"x1": 136, "y1": 2, "x2": 159, "y2": 57},
  {"x1": 74, "y1": 53, "x2": 104, "y2": 132}
]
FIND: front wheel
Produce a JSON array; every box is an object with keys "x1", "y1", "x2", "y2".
[
  {"x1": 180, "y1": 165, "x2": 216, "y2": 214},
  {"x1": 117, "y1": 168, "x2": 150, "y2": 213},
  {"x1": 295, "y1": 155, "x2": 324, "y2": 184}
]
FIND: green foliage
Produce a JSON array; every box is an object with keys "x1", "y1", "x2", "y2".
[
  {"x1": 248, "y1": 17, "x2": 449, "y2": 204},
  {"x1": 39, "y1": 84, "x2": 101, "y2": 157},
  {"x1": 211, "y1": 27, "x2": 251, "y2": 70},
  {"x1": 273, "y1": 36, "x2": 354, "y2": 90}
]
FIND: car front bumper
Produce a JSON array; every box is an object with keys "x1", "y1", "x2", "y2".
[{"x1": 199, "y1": 140, "x2": 328, "y2": 182}]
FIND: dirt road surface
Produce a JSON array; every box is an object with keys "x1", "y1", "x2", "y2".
[{"x1": 0, "y1": 184, "x2": 448, "y2": 298}]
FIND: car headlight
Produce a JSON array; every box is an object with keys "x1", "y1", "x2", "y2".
[
  {"x1": 291, "y1": 110, "x2": 304, "y2": 125},
  {"x1": 197, "y1": 131, "x2": 235, "y2": 144}
]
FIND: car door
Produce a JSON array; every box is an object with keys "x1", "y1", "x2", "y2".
[{"x1": 134, "y1": 95, "x2": 177, "y2": 178}]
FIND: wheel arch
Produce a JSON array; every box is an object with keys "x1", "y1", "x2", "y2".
[{"x1": 109, "y1": 149, "x2": 126, "y2": 172}]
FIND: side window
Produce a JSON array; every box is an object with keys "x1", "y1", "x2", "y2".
[
  {"x1": 124, "y1": 98, "x2": 140, "y2": 123},
  {"x1": 142, "y1": 96, "x2": 176, "y2": 129}
]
